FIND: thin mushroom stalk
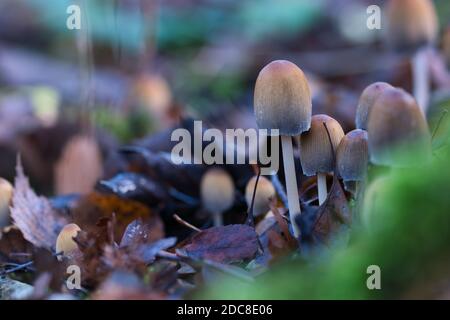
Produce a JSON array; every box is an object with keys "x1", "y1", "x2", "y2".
[
  {"x1": 253, "y1": 60, "x2": 312, "y2": 238},
  {"x1": 412, "y1": 48, "x2": 430, "y2": 115},
  {"x1": 316, "y1": 173, "x2": 327, "y2": 205},
  {"x1": 281, "y1": 136, "x2": 301, "y2": 222},
  {"x1": 212, "y1": 213, "x2": 223, "y2": 228}
]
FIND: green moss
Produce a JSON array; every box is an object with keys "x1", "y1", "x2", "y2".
[{"x1": 199, "y1": 149, "x2": 450, "y2": 299}]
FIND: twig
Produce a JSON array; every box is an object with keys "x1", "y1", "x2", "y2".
[
  {"x1": 173, "y1": 214, "x2": 201, "y2": 232},
  {"x1": 169, "y1": 188, "x2": 199, "y2": 206},
  {"x1": 1, "y1": 261, "x2": 34, "y2": 275}
]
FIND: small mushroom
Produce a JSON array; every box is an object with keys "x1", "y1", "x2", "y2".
[
  {"x1": 300, "y1": 114, "x2": 344, "y2": 205},
  {"x1": 245, "y1": 176, "x2": 276, "y2": 218},
  {"x1": 254, "y1": 60, "x2": 312, "y2": 237},
  {"x1": 355, "y1": 82, "x2": 393, "y2": 130},
  {"x1": 0, "y1": 178, "x2": 13, "y2": 228},
  {"x1": 200, "y1": 168, "x2": 235, "y2": 227},
  {"x1": 56, "y1": 223, "x2": 81, "y2": 261},
  {"x1": 336, "y1": 129, "x2": 369, "y2": 194},
  {"x1": 385, "y1": 0, "x2": 438, "y2": 114},
  {"x1": 367, "y1": 87, "x2": 431, "y2": 167}
]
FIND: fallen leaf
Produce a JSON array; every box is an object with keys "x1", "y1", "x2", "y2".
[
  {"x1": 297, "y1": 176, "x2": 351, "y2": 246},
  {"x1": 0, "y1": 225, "x2": 34, "y2": 264},
  {"x1": 10, "y1": 158, "x2": 68, "y2": 250},
  {"x1": 119, "y1": 219, "x2": 153, "y2": 248},
  {"x1": 267, "y1": 229, "x2": 292, "y2": 261},
  {"x1": 180, "y1": 224, "x2": 258, "y2": 264},
  {"x1": 136, "y1": 237, "x2": 177, "y2": 264},
  {"x1": 99, "y1": 173, "x2": 168, "y2": 207},
  {"x1": 71, "y1": 192, "x2": 164, "y2": 242},
  {"x1": 270, "y1": 202, "x2": 298, "y2": 249}
]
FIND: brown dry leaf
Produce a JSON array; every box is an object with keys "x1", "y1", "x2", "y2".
[
  {"x1": 32, "y1": 247, "x2": 66, "y2": 291},
  {"x1": 180, "y1": 224, "x2": 258, "y2": 264},
  {"x1": 10, "y1": 159, "x2": 68, "y2": 250},
  {"x1": 72, "y1": 218, "x2": 116, "y2": 288},
  {"x1": 72, "y1": 192, "x2": 164, "y2": 242},
  {"x1": 270, "y1": 202, "x2": 298, "y2": 249},
  {"x1": 73, "y1": 218, "x2": 174, "y2": 288},
  {"x1": 311, "y1": 176, "x2": 351, "y2": 244},
  {"x1": 54, "y1": 134, "x2": 103, "y2": 195},
  {"x1": 267, "y1": 229, "x2": 292, "y2": 261},
  {"x1": 0, "y1": 225, "x2": 34, "y2": 264}
]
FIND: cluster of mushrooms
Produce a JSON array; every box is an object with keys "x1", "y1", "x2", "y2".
[
  {"x1": 199, "y1": 0, "x2": 439, "y2": 238},
  {"x1": 199, "y1": 61, "x2": 431, "y2": 238},
  {"x1": 0, "y1": 0, "x2": 441, "y2": 256}
]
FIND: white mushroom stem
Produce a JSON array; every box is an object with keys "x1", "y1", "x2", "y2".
[
  {"x1": 412, "y1": 48, "x2": 429, "y2": 116},
  {"x1": 281, "y1": 136, "x2": 301, "y2": 237},
  {"x1": 317, "y1": 173, "x2": 328, "y2": 205},
  {"x1": 213, "y1": 212, "x2": 223, "y2": 227}
]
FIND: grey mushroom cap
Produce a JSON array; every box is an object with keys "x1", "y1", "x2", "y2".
[
  {"x1": 385, "y1": 0, "x2": 438, "y2": 52},
  {"x1": 300, "y1": 114, "x2": 345, "y2": 176},
  {"x1": 367, "y1": 87, "x2": 431, "y2": 166},
  {"x1": 254, "y1": 60, "x2": 312, "y2": 136},
  {"x1": 355, "y1": 82, "x2": 393, "y2": 130},
  {"x1": 336, "y1": 129, "x2": 369, "y2": 182}
]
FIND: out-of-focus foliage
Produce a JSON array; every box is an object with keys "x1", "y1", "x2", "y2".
[
  {"x1": 25, "y1": 0, "x2": 323, "y2": 53},
  {"x1": 94, "y1": 107, "x2": 153, "y2": 143}
]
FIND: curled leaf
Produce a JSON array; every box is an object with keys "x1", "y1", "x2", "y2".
[
  {"x1": 180, "y1": 224, "x2": 258, "y2": 264},
  {"x1": 10, "y1": 159, "x2": 68, "y2": 251}
]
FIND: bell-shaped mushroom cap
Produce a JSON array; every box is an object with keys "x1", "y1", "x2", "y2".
[
  {"x1": 367, "y1": 87, "x2": 431, "y2": 166},
  {"x1": 356, "y1": 82, "x2": 393, "y2": 130},
  {"x1": 0, "y1": 178, "x2": 13, "y2": 227},
  {"x1": 245, "y1": 176, "x2": 276, "y2": 217},
  {"x1": 200, "y1": 168, "x2": 235, "y2": 214},
  {"x1": 336, "y1": 129, "x2": 369, "y2": 182},
  {"x1": 385, "y1": 0, "x2": 438, "y2": 52},
  {"x1": 300, "y1": 114, "x2": 345, "y2": 176},
  {"x1": 254, "y1": 60, "x2": 312, "y2": 136},
  {"x1": 56, "y1": 223, "x2": 81, "y2": 259}
]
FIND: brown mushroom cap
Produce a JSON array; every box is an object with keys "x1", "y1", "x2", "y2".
[
  {"x1": 356, "y1": 82, "x2": 393, "y2": 130},
  {"x1": 245, "y1": 176, "x2": 276, "y2": 217},
  {"x1": 56, "y1": 223, "x2": 81, "y2": 258},
  {"x1": 385, "y1": 0, "x2": 438, "y2": 52},
  {"x1": 0, "y1": 178, "x2": 13, "y2": 226},
  {"x1": 367, "y1": 87, "x2": 431, "y2": 166},
  {"x1": 254, "y1": 60, "x2": 312, "y2": 136},
  {"x1": 200, "y1": 168, "x2": 235, "y2": 214},
  {"x1": 336, "y1": 129, "x2": 369, "y2": 182},
  {"x1": 300, "y1": 114, "x2": 345, "y2": 176}
]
